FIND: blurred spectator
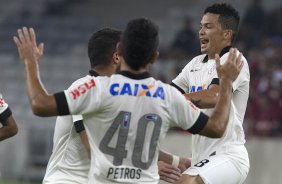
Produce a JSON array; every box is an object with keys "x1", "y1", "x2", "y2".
[
  {"x1": 170, "y1": 17, "x2": 200, "y2": 59},
  {"x1": 264, "y1": 5, "x2": 282, "y2": 37},
  {"x1": 237, "y1": 0, "x2": 266, "y2": 49}
]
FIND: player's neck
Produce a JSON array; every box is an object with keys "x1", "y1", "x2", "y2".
[
  {"x1": 91, "y1": 66, "x2": 115, "y2": 77},
  {"x1": 120, "y1": 62, "x2": 149, "y2": 74}
]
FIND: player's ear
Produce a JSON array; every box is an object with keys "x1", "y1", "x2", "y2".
[
  {"x1": 112, "y1": 52, "x2": 119, "y2": 65},
  {"x1": 223, "y1": 29, "x2": 232, "y2": 40},
  {"x1": 116, "y1": 42, "x2": 122, "y2": 56},
  {"x1": 150, "y1": 51, "x2": 159, "y2": 64}
]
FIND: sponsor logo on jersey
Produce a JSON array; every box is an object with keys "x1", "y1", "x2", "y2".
[
  {"x1": 70, "y1": 79, "x2": 96, "y2": 100},
  {"x1": 189, "y1": 84, "x2": 208, "y2": 92},
  {"x1": 190, "y1": 68, "x2": 201, "y2": 72},
  {"x1": 110, "y1": 83, "x2": 165, "y2": 100},
  {"x1": 208, "y1": 65, "x2": 216, "y2": 75},
  {"x1": 122, "y1": 113, "x2": 130, "y2": 128},
  {"x1": 145, "y1": 114, "x2": 158, "y2": 121}
]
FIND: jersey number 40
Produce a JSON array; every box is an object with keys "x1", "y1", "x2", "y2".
[{"x1": 99, "y1": 111, "x2": 161, "y2": 170}]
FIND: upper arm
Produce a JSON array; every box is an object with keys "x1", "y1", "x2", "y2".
[{"x1": 32, "y1": 94, "x2": 59, "y2": 116}]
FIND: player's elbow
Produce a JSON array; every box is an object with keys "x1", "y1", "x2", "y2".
[
  {"x1": 6, "y1": 116, "x2": 18, "y2": 137},
  {"x1": 31, "y1": 103, "x2": 49, "y2": 117},
  {"x1": 9, "y1": 125, "x2": 18, "y2": 137}
]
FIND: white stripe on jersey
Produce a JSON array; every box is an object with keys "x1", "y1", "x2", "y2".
[{"x1": 63, "y1": 73, "x2": 203, "y2": 183}]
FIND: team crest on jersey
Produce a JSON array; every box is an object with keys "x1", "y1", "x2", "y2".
[
  {"x1": 110, "y1": 83, "x2": 165, "y2": 100},
  {"x1": 69, "y1": 79, "x2": 96, "y2": 100},
  {"x1": 208, "y1": 65, "x2": 216, "y2": 75}
]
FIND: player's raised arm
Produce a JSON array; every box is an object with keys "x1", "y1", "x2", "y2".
[
  {"x1": 199, "y1": 48, "x2": 243, "y2": 137},
  {"x1": 14, "y1": 27, "x2": 58, "y2": 117}
]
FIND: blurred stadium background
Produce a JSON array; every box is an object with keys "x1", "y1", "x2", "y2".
[{"x1": 0, "y1": 0, "x2": 282, "y2": 183}]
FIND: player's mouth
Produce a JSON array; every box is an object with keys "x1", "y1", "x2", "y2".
[{"x1": 200, "y1": 38, "x2": 209, "y2": 49}]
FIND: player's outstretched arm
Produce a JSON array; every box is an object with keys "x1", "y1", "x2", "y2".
[
  {"x1": 14, "y1": 27, "x2": 58, "y2": 117},
  {"x1": 199, "y1": 48, "x2": 243, "y2": 138}
]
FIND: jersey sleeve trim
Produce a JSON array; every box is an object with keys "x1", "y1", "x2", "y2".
[
  {"x1": 0, "y1": 107, "x2": 12, "y2": 125},
  {"x1": 187, "y1": 112, "x2": 208, "y2": 134},
  {"x1": 210, "y1": 78, "x2": 219, "y2": 85},
  {"x1": 74, "y1": 120, "x2": 85, "y2": 133},
  {"x1": 54, "y1": 92, "x2": 70, "y2": 116},
  {"x1": 170, "y1": 82, "x2": 185, "y2": 94}
]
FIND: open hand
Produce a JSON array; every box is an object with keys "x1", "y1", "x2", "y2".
[
  {"x1": 158, "y1": 161, "x2": 182, "y2": 183},
  {"x1": 215, "y1": 48, "x2": 243, "y2": 81},
  {"x1": 13, "y1": 27, "x2": 44, "y2": 64}
]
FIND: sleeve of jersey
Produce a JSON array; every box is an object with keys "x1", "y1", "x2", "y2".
[
  {"x1": 55, "y1": 77, "x2": 102, "y2": 116},
  {"x1": 220, "y1": 52, "x2": 250, "y2": 91},
  {"x1": 168, "y1": 88, "x2": 208, "y2": 134},
  {"x1": 0, "y1": 94, "x2": 12, "y2": 124},
  {"x1": 171, "y1": 64, "x2": 190, "y2": 94}
]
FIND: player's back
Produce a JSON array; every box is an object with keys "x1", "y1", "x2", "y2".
[
  {"x1": 68, "y1": 72, "x2": 200, "y2": 183},
  {"x1": 43, "y1": 115, "x2": 90, "y2": 184}
]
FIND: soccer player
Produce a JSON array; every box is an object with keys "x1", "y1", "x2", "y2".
[
  {"x1": 14, "y1": 18, "x2": 242, "y2": 183},
  {"x1": 171, "y1": 3, "x2": 250, "y2": 184},
  {"x1": 0, "y1": 93, "x2": 18, "y2": 141},
  {"x1": 43, "y1": 28, "x2": 122, "y2": 184}
]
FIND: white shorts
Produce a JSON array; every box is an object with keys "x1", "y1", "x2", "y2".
[{"x1": 183, "y1": 155, "x2": 247, "y2": 184}]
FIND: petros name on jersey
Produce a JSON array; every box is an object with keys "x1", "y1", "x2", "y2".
[
  {"x1": 107, "y1": 167, "x2": 142, "y2": 180},
  {"x1": 109, "y1": 83, "x2": 165, "y2": 100}
]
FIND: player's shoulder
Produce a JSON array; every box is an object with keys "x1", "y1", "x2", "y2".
[
  {"x1": 191, "y1": 54, "x2": 207, "y2": 63},
  {"x1": 221, "y1": 49, "x2": 249, "y2": 68},
  {"x1": 68, "y1": 75, "x2": 94, "y2": 88},
  {"x1": 154, "y1": 79, "x2": 184, "y2": 97},
  {"x1": 182, "y1": 54, "x2": 207, "y2": 69}
]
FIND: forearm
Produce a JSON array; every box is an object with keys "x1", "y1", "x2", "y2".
[
  {"x1": 24, "y1": 61, "x2": 58, "y2": 116},
  {"x1": 158, "y1": 150, "x2": 173, "y2": 164},
  {"x1": 184, "y1": 90, "x2": 218, "y2": 108},
  {"x1": 199, "y1": 78, "x2": 232, "y2": 137}
]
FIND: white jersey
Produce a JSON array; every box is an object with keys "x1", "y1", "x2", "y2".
[
  {"x1": 55, "y1": 72, "x2": 207, "y2": 184},
  {"x1": 43, "y1": 115, "x2": 90, "y2": 184},
  {"x1": 0, "y1": 93, "x2": 9, "y2": 114},
  {"x1": 0, "y1": 93, "x2": 11, "y2": 124},
  {"x1": 172, "y1": 49, "x2": 250, "y2": 171}
]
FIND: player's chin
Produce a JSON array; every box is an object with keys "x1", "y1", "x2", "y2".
[{"x1": 200, "y1": 48, "x2": 207, "y2": 54}]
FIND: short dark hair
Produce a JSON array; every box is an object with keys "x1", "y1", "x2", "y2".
[
  {"x1": 121, "y1": 18, "x2": 159, "y2": 70},
  {"x1": 204, "y1": 3, "x2": 240, "y2": 43},
  {"x1": 88, "y1": 28, "x2": 121, "y2": 68}
]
